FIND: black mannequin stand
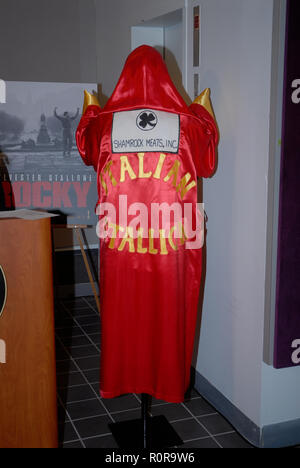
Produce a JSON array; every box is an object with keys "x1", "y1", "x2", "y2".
[{"x1": 109, "y1": 394, "x2": 183, "y2": 449}]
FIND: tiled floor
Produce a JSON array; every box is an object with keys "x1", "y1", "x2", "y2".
[{"x1": 55, "y1": 296, "x2": 256, "y2": 449}]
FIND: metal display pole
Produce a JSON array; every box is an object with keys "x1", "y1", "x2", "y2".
[{"x1": 141, "y1": 393, "x2": 149, "y2": 449}]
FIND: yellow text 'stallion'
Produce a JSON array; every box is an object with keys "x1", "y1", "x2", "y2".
[{"x1": 99, "y1": 153, "x2": 196, "y2": 199}]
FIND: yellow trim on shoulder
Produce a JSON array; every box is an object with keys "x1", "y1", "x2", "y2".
[
  {"x1": 193, "y1": 88, "x2": 215, "y2": 120},
  {"x1": 83, "y1": 90, "x2": 101, "y2": 114}
]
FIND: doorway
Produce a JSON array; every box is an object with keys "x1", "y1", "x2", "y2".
[{"x1": 131, "y1": 9, "x2": 190, "y2": 104}]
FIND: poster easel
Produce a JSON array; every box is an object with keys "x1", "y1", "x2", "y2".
[{"x1": 52, "y1": 224, "x2": 100, "y2": 314}]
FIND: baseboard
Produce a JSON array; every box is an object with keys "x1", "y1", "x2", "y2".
[
  {"x1": 194, "y1": 370, "x2": 300, "y2": 448},
  {"x1": 261, "y1": 419, "x2": 300, "y2": 448},
  {"x1": 194, "y1": 371, "x2": 261, "y2": 447}
]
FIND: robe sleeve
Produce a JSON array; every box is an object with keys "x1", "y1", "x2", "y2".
[
  {"x1": 189, "y1": 103, "x2": 219, "y2": 178},
  {"x1": 76, "y1": 105, "x2": 102, "y2": 172}
]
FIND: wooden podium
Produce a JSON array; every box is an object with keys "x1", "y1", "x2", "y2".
[{"x1": 0, "y1": 215, "x2": 58, "y2": 448}]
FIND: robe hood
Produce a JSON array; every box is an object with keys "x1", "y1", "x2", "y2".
[{"x1": 102, "y1": 45, "x2": 191, "y2": 116}]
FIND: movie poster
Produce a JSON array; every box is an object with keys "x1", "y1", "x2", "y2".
[{"x1": 0, "y1": 82, "x2": 98, "y2": 225}]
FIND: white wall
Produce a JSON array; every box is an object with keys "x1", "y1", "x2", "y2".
[
  {"x1": 0, "y1": 0, "x2": 97, "y2": 83},
  {"x1": 96, "y1": 0, "x2": 184, "y2": 100},
  {"x1": 261, "y1": 363, "x2": 300, "y2": 425},
  {"x1": 164, "y1": 18, "x2": 184, "y2": 97},
  {"x1": 131, "y1": 27, "x2": 164, "y2": 52},
  {"x1": 193, "y1": 0, "x2": 274, "y2": 427},
  {"x1": 194, "y1": 0, "x2": 300, "y2": 432}
]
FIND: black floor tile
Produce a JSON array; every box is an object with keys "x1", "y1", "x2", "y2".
[
  {"x1": 56, "y1": 360, "x2": 78, "y2": 374},
  {"x1": 63, "y1": 298, "x2": 87, "y2": 308},
  {"x1": 54, "y1": 309, "x2": 70, "y2": 318},
  {"x1": 73, "y1": 415, "x2": 112, "y2": 439},
  {"x1": 84, "y1": 297, "x2": 98, "y2": 307},
  {"x1": 150, "y1": 403, "x2": 191, "y2": 422},
  {"x1": 81, "y1": 324, "x2": 101, "y2": 335},
  {"x1": 88, "y1": 333, "x2": 101, "y2": 345},
  {"x1": 66, "y1": 399, "x2": 107, "y2": 420},
  {"x1": 59, "y1": 422, "x2": 79, "y2": 443},
  {"x1": 56, "y1": 326, "x2": 84, "y2": 338},
  {"x1": 91, "y1": 383, "x2": 101, "y2": 394},
  {"x1": 59, "y1": 384, "x2": 96, "y2": 404},
  {"x1": 183, "y1": 397, "x2": 217, "y2": 417},
  {"x1": 215, "y1": 432, "x2": 254, "y2": 448},
  {"x1": 65, "y1": 305, "x2": 91, "y2": 313},
  {"x1": 57, "y1": 372, "x2": 87, "y2": 388},
  {"x1": 65, "y1": 335, "x2": 92, "y2": 348},
  {"x1": 181, "y1": 437, "x2": 221, "y2": 448},
  {"x1": 55, "y1": 345, "x2": 71, "y2": 361},
  {"x1": 171, "y1": 419, "x2": 210, "y2": 441},
  {"x1": 75, "y1": 316, "x2": 100, "y2": 326},
  {"x1": 198, "y1": 414, "x2": 235, "y2": 435},
  {"x1": 184, "y1": 388, "x2": 201, "y2": 400},
  {"x1": 85, "y1": 295, "x2": 97, "y2": 302},
  {"x1": 101, "y1": 394, "x2": 140, "y2": 413},
  {"x1": 74, "y1": 356, "x2": 100, "y2": 371},
  {"x1": 63, "y1": 440, "x2": 83, "y2": 448},
  {"x1": 150, "y1": 396, "x2": 172, "y2": 406},
  {"x1": 111, "y1": 408, "x2": 142, "y2": 423},
  {"x1": 69, "y1": 345, "x2": 99, "y2": 359},
  {"x1": 69, "y1": 307, "x2": 97, "y2": 317},
  {"x1": 83, "y1": 435, "x2": 119, "y2": 448},
  {"x1": 55, "y1": 318, "x2": 76, "y2": 329},
  {"x1": 83, "y1": 368, "x2": 100, "y2": 384}
]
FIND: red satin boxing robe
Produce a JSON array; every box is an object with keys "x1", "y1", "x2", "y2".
[{"x1": 76, "y1": 45, "x2": 218, "y2": 403}]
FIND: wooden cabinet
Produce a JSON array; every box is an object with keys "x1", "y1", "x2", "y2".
[{"x1": 0, "y1": 217, "x2": 58, "y2": 448}]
